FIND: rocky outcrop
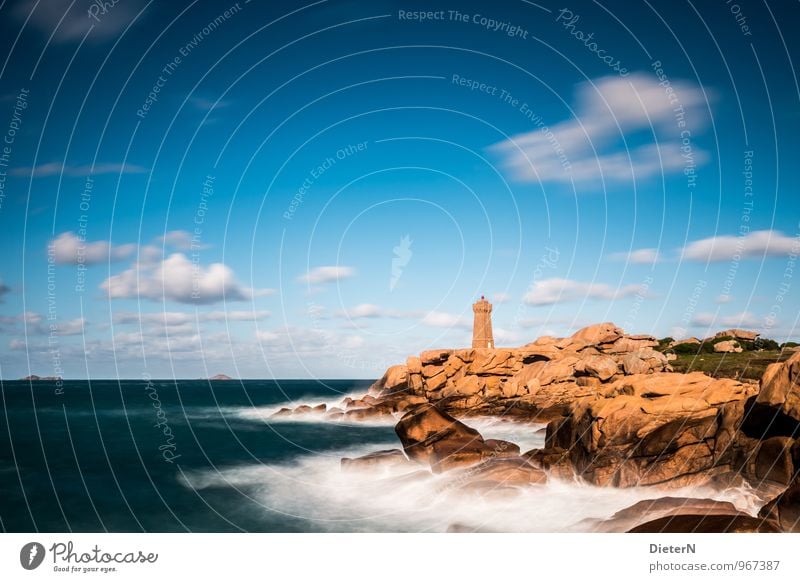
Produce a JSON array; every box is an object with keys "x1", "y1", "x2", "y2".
[
  {"x1": 755, "y1": 351, "x2": 800, "y2": 422},
  {"x1": 744, "y1": 352, "x2": 800, "y2": 532},
  {"x1": 670, "y1": 337, "x2": 701, "y2": 347},
  {"x1": 270, "y1": 324, "x2": 800, "y2": 524},
  {"x1": 714, "y1": 340, "x2": 742, "y2": 353},
  {"x1": 545, "y1": 372, "x2": 758, "y2": 487},
  {"x1": 274, "y1": 322, "x2": 674, "y2": 423},
  {"x1": 536, "y1": 350, "x2": 800, "y2": 495},
  {"x1": 393, "y1": 404, "x2": 516, "y2": 472},
  {"x1": 716, "y1": 329, "x2": 760, "y2": 342},
  {"x1": 390, "y1": 323, "x2": 670, "y2": 422}
]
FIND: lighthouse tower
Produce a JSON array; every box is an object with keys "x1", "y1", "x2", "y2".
[{"x1": 472, "y1": 296, "x2": 494, "y2": 349}]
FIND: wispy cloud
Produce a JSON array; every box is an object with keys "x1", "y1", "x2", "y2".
[
  {"x1": 299, "y1": 266, "x2": 355, "y2": 285},
  {"x1": 681, "y1": 230, "x2": 800, "y2": 262},
  {"x1": 157, "y1": 230, "x2": 209, "y2": 251},
  {"x1": 490, "y1": 73, "x2": 709, "y2": 183},
  {"x1": 18, "y1": 313, "x2": 87, "y2": 336},
  {"x1": 608, "y1": 248, "x2": 661, "y2": 264},
  {"x1": 616, "y1": 230, "x2": 800, "y2": 264},
  {"x1": 492, "y1": 293, "x2": 511, "y2": 304},
  {"x1": 523, "y1": 277, "x2": 646, "y2": 305},
  {"x1": 335, "y1": 303, "x2": 384, "y2": 319},
  {"x1": 691, "y1": 311, "x2": 762, "y2": 328},
  {"x1": 12, "y1": 162, "x2": 148, "y2": 178},
  {"x1": 190, "y1": 97, "x2": 231, "y2": 111},
  {"x1": 114, "y1": 310, "x2": 271, "y2": 326},
  {"x1": 14, "y1": 0, "x2": 147, "y2": 44},
  {"x1": 421, "y1": 311, "x2": 471, "y2": 329},
  {"x1": 256, "y1": 326, "x2": 365, "y2": 353}
]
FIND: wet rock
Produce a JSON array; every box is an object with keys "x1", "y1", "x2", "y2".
[
  {"x1": 758, "y1": 473, "x2": 800, "y2": 532},
  {"x1": 458, "y1": 457, "x2": 547, "y2": 488},
  {"x1": 587, "y1": 497, "x2": 745, "y2": 533},
  {"x1": 483, "y1": 439, "x2": 521, "y2": 458},
  {"x1": 627, "y1": 514, "x2": 779, "y2": 533},
  {"x1": 394, "y1": 404, "x2": 493, "y2": 473},
  {"x1": 341, "y1": 449, "x2": 414, "y2": 471}
]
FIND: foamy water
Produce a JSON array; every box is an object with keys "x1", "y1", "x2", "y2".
[
  {"x1": 181, "y1": 404, "x2": 766, "y2": 532},
  {"x1": 222, "y1": 391, "x2": 399, "y2": 427}
]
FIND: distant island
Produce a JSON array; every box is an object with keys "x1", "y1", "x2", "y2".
[
  {"x1": 20, "y1": 375, "x2": 63, "y2": 381},
  {"x1": 208, "y1": 374, "x2": 235, "y2": 381}
]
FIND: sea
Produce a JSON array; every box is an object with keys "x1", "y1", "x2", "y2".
[{"x1": 0, "y1": 379, "x2": 765, "y2": 533}]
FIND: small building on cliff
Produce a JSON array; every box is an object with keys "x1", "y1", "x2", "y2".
[{"x1": 472, "y1": 296, "x2": 494, "y2": 349}]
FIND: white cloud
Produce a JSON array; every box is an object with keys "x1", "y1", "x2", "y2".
[
  {"x1": 22, "y1": 311, "x2": 42, "y2": 324},
  {"x1": 715, "y1": 294, "x2": 733, "y2": 304},
  {"x1": 204, "y1": 310, "x2": 270, "y2": 322},
  {"x1": 336, "y1": 303, "x2": 383, "y2": 319},
  {"x1": 493, "y1": 293, "x2": 511, "y2": 304},
  {"x1": 493, "y1": 327, "x2": 522, "y2": 344},
  {"x1": 256, "y1": 326, "x2": 365, "y2": 354},
  {"x1": 421, "y1": 311, "x2": 471, "y2": 329},
  {"x1": 299, "y1": 266, "x2": 355, "y2": 284},
  {"x1": 190, "y1": 97, "x2": 230, "y2": 111},
  {"x1": 9, "y1": 339, "x2": 26, "y2": 350},
  {"x1": 50, "y1": 232, "x2": 136, "y2": 265},
  {"x1": 523, "y1": 277, "x2": 645, "y2": 305},
  {"x1": 54, "y1": 318, "x2": 87, "y2": 336},
  {"x1": 157, "y1": 230, "x2": 209, "y2": 251},
  {"x1": 113, "y1": 330, "x2": 203, "y2": 353},
  {"x1": 681, "y1": 230, "x2": 800, "y2": 262},
  {"x1": 12, "y1": 162, "x2": 147, "y2": 178},
  {"x1": 13, "y1": 0, "x2": 147, "y2": 44},
  {"x1": 691, "y1": 311, "x2": 762, "y2": 328},
  {"x1": 101, "y1": 253, "x2": 274, "y2": 304},
  {"x1": 609, "y1": 248, "x2": 661, "y2": 264},
  {"x1": 114, "y1": 310, "x2": 270, "y2": 325},
  {"x1": 19, "y1": 314, "x2": 87, "y2": 336},
  {"x1": 490, "y1": 73, "x2": 709, "y2": 184}
]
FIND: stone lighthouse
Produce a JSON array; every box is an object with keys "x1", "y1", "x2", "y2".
[{"x1": 472, "y1": 296, "x2": 494, "y2": 349}]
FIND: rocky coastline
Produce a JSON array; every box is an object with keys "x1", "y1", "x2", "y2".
[{"x1": 274, "y1": 322, "x2": 800, "y2": 533}]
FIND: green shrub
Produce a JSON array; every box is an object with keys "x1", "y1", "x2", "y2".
[
  {"x1": 656, "y1": 337, "x2": 674, "y2": 351},
  {"x1": 754, "y1": 338, "x2": 780, "y2": 351},
  {"x1": 672, "y1": 342, "x2": 701, "y2": 354}
]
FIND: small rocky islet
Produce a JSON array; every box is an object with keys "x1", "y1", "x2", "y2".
[{"x1": 273, "y1": 320, "x2": 800, "y2": 533}]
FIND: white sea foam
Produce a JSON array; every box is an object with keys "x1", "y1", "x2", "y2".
[
  {"x1": 181, "y1": 438, "x2": 766, "y2": 532},
  {"x1": 220, "y1": 390, "x2": 398, "y2": 426}
]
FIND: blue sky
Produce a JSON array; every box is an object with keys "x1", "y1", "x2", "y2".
[{"x1": 0, "y1": 0, "x2": 798, "y2": 379}]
